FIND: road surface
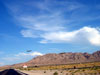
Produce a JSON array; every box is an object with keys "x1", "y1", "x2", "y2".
[{"x1": 0, "y1": 69, "x2": 28, "y2": 75}]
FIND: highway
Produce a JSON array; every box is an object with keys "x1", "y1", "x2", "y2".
[{"x1": 0, "y1": 69, "x2": 28, "y2": 75}]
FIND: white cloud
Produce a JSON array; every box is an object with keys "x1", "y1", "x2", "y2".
[
  {"x1": 4, "y1": 0, "x2": 100, "y2": 47},
  {"x1": 0, "y1": 62, "x2": 4, "y2": 66},
  {"x1": 19, "y1": 13, "x2": 65, "y2": 31},
  {"x1": 2, "y1": 52, "x2": 43, "y2": 62},
  {"x1": 21, "y1": 30, "x2": 38, "y2": 38},
  {"x1": 20, "y1": 13, "x2": 66, "y2": 38},
  {"x1": 16, "y1": 52, "x2": 43, "y2": 56},
  {"x1": 2, "y1": 57, "x2": 21, "y2": 61},
  {"x1": 40, "y1": 27, "x2": 100, "y2": 46}
]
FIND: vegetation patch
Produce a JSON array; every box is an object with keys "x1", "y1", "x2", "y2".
[{"x1": 53, "y1": 72, "x2": 58, "y2": 75}]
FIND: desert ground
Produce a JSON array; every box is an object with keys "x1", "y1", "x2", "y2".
[
  {"x1": 19, "y1": 69, "x2": 100, "y2": 75},
  {"x1": 1, "y1": 62, "x2": 100, "y2": 75},
  {"x1": 16, "y1": 62, "x2": 100, "y2": 75}
]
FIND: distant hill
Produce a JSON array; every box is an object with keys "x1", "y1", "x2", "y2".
[{"x1": 0, "y1": 50, "x2": 100, "y2": 69}]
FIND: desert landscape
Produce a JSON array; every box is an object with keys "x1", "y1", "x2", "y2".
[
  {"x1": 0, "y1": 51, "x2": 100, "y2": 75},
  {"x1": 0, "y1": 0, "x2": 100, "y2": 75}
]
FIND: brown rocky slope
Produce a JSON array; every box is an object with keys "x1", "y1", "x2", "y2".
[{"x1": 27, "y1": 51, "x2": 100, "y2": 65}]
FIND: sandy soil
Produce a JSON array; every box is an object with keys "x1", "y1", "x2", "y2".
[
  {"x1": 18, "y1": 69, "x2": 100, "y2": 75},
  {"x1": 19, "y1": 70, "x2": 68, "y2": 75}
]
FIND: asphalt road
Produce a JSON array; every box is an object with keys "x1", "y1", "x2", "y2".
[{"x1": 0, "y1": 69, "x2": 28, "y2": 75}]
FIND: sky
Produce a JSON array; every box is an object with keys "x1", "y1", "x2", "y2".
[{"x1": 0, "y1": 0, "x2": 100, "y2": 66}]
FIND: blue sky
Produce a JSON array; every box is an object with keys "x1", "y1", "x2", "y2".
[{"x1": 0, "y1": 0, "x2": 100, "y2": 66}]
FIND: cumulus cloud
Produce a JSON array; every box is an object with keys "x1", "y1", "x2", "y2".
[
  {"x1": 40, "y1": 27, "x2": 100, "y2": 46},
  {"x1": 20, "y1": 26, "x2": 100, "y2": 46}
]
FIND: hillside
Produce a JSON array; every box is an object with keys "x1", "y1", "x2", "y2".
[{"x1": 26, "y1": 51, "x2": 100, "y2": 65}]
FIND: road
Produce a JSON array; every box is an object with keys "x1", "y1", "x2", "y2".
[{"x1": 0, "y1": 69, "x2": 28, "y2": 75}]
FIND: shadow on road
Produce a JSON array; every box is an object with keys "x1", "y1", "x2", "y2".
[{"x1": 0, "y1": 69, "x2": 28, "y2": 75}]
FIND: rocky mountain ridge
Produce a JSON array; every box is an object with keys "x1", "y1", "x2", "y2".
[{"x1": 26, "y1": 51, "x2": 100, "y2": 65}]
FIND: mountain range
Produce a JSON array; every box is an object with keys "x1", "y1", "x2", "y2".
[{"x1": 0, "y1": 50, "x2": 100, "y2": 69}]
